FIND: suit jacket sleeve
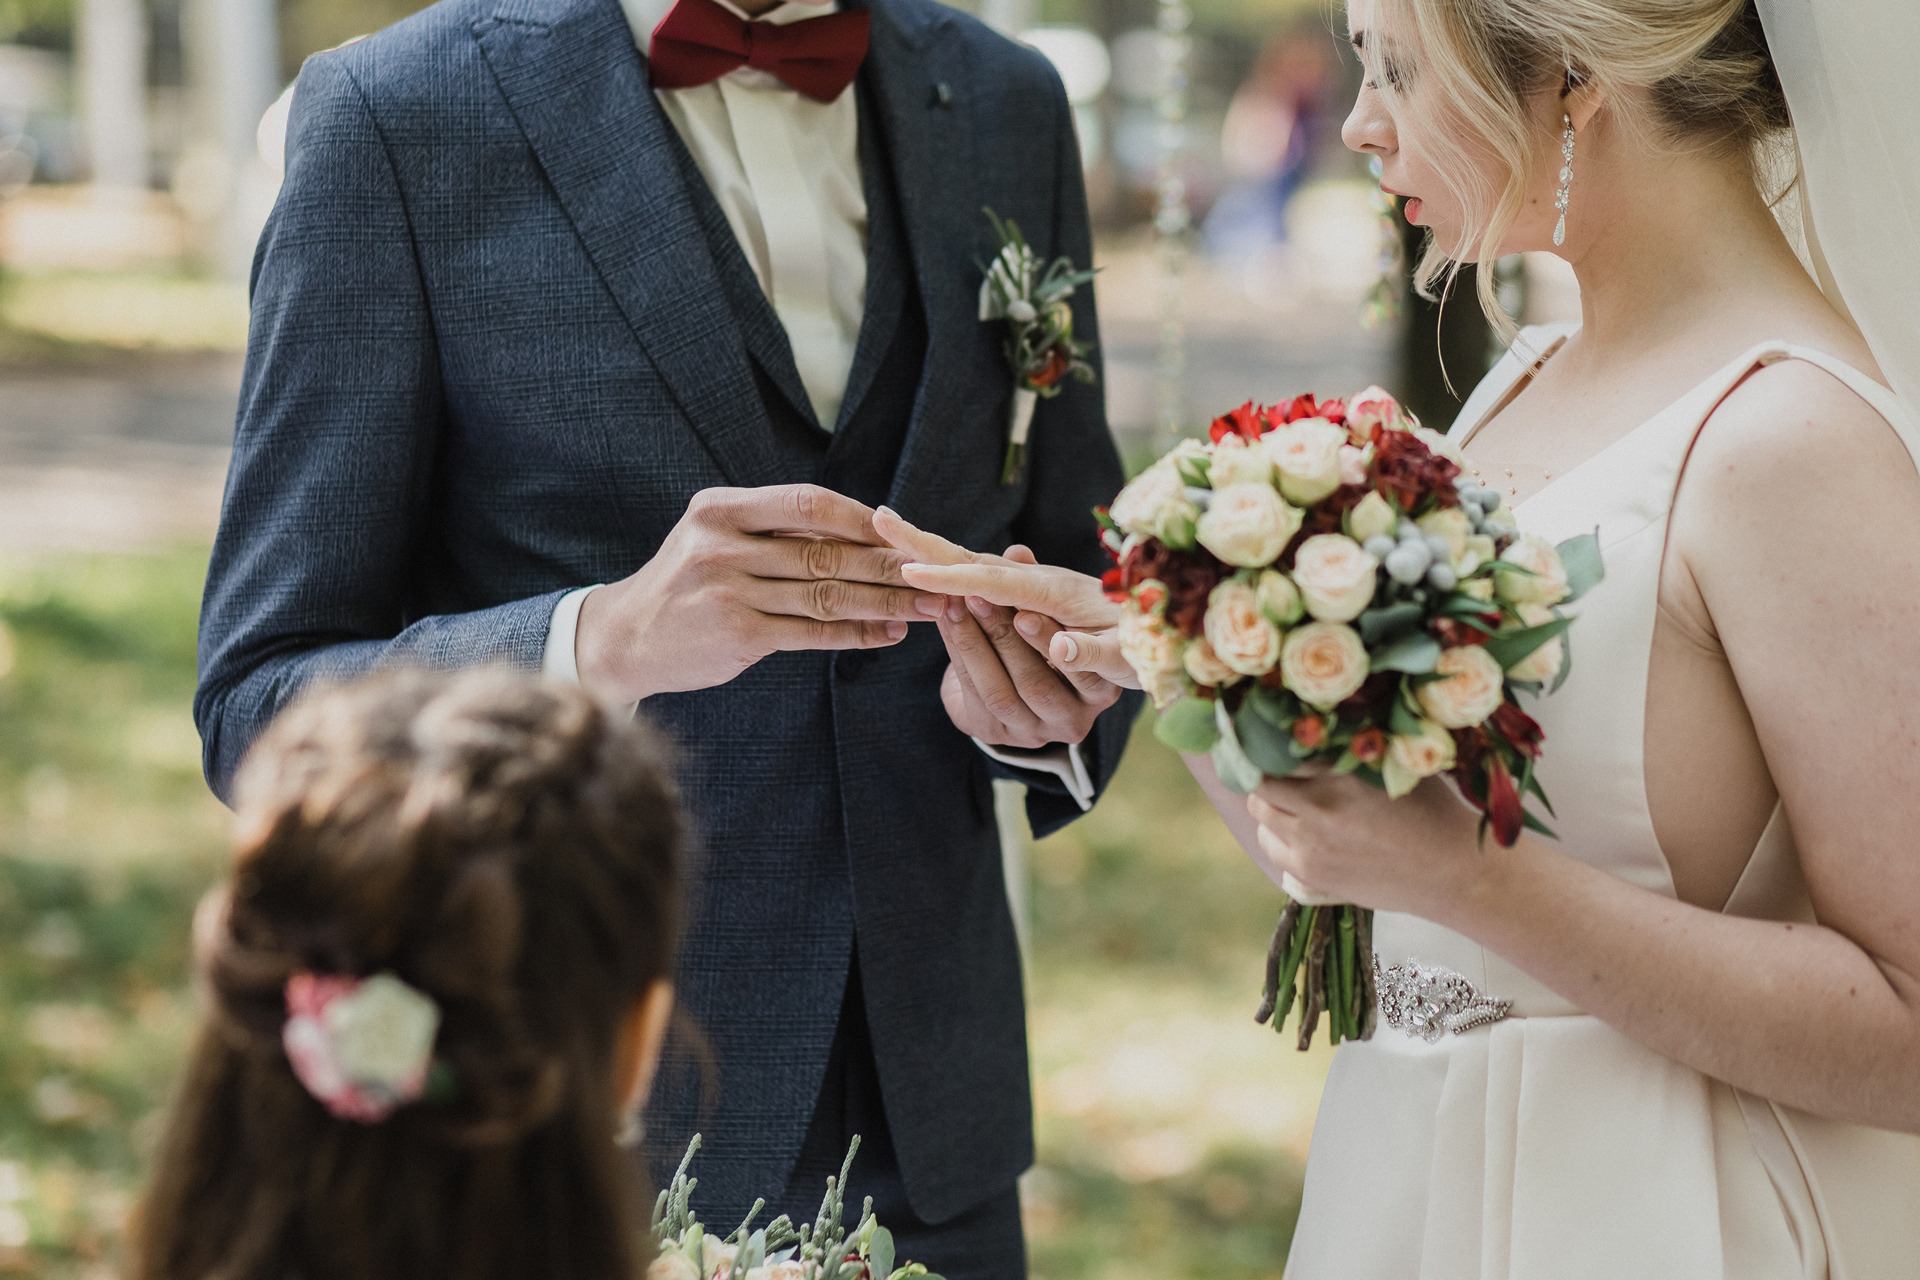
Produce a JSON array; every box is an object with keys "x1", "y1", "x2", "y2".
[
  {"x1": 999, "y1": 64, "x2": 1143, "y2": 840},
  {"x1": 194, "y1": 55, "x2": 565, "y2": 800}
]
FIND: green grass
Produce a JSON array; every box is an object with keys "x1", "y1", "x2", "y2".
[{"x1": 0, "y1": 549, "x2": 1328, "y2": 1279}]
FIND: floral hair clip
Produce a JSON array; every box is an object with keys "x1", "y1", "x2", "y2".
[{"x1": 282, "y1": 971, "x2": 446, "y2": 1123}]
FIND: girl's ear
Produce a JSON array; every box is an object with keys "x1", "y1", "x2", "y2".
[
  {"x1": 1563, "y1": 69, "x2": 1606, "y2": 133},
  {"x1": 616, "y1": 980, "x2": 675, "y2": 1114}
]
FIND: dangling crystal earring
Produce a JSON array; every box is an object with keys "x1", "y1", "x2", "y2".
[{"x1": 1553, "y1": 114, "x2": 1575, "y2": 247}]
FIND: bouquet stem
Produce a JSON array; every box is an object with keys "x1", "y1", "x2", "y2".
[{"x1": 1256, "y1": 900, "x2": 1376, "y2": 1051}]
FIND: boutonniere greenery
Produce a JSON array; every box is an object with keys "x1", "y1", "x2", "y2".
[{"x1": 978, "y1": 208, "x2": 1098, "y2": 486}]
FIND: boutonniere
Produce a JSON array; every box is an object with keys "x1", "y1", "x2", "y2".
[{"x1": 978, "y1": 208, "x2": 1098, "y2": 486}]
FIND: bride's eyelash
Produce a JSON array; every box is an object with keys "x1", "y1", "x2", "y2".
[{"x1": 1351, "y1": 32, "x2": 1405, "y2": 91}]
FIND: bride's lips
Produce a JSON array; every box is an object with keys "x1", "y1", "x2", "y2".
[{"x1": 1381, "y1": 184, "x2": 1421, "y2": 223}]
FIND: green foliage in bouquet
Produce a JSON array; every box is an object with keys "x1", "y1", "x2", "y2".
[{"x1": 652, "y1": 1136, "x2": 941, "y2": 1280}]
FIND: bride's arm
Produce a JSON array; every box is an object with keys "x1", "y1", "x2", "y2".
[{"x1": 1246, "y1": 365, "x2": 1920, "y2": 1133}]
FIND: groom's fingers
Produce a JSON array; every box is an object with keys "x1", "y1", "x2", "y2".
[
  {"x1": 761, "y1": 615, "x2": 911, "y2": 653},
  {"x1": 964, "y1": 599, "x2": 1085, "y2": 721},
  {"x1": 751, "y1": 578, "x2": 943, "y2": 623},
  {"x1": 741, "y1": 537, "x2": 916, "y2": 588},
  {"x1": 695, "y1": 484, "x2": 885, "y2": 546},
  {"x1": 939, "y1": 611, "x2": 1048, "y2": 742}
]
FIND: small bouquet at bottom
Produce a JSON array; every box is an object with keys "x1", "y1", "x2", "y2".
[
  {"x1": 649, "y1": 1137, "x2": 940, "y2": 1280},
  {"x1": 1100, "y1": 387, "x2": 1603, "y2": 1049}
]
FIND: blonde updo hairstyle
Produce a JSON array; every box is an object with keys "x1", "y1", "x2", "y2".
[{"x1": 1364, "y1": 0, "x2": 1792, "y2": 333}]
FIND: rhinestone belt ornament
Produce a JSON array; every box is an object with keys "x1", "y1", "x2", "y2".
[{"x1": 1374, "y1": 956, "x2": 1513, "y2": 1042}]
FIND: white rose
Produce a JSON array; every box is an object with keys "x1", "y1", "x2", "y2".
[
  {"x1": 1346, "y1": 490, "x2": 1398, "y2": 545},
  {"x1": 1382, "y1": 719, "x2": 1458, "y2": 798},
  {"x1": 1338, "y1": 444, "x2": 1372, "y2": 488},
  {"x1": 1503, "y1": 602, "x2": 1566, "y2": 683},
  {"x1": 1495, "y1": 534, "x2": 1570, "y2": 605},
  {"x1": 1345, "y1": 385, "x2": 1404, "y2": 441},
  {"x1": 1204, "y1": 580, "x2": 1284, "y2": 676},
  {"x1": 1196, "y1": 482, "x2": 1302, "y2": 568},
  {"x1": 1207, "y1": 436, "x2": 1274, "y2": 488},
  {"x1": 702, "y1": 1241, "x2": 739, "y2": 1280},
  {"x1": 1413, "y1": 426, "x2": 1467, "y2": 468},
  {"x1": 1279, "y1": 622, "x2": 1370, "y2": 710},
  {"x1": 326, "y1": 973, "x2": 440, "y2": 1092},
  {"x1": 1262, "y1": 418, "x2": 1349, "y2": 505},
  {"x1": 651, "y1": 1254, "x2": 701, "y2": 1280},
  {"x1": 1417, "y1": 507, "x2": 1473, "y2": 565},
  {"x1": 1416, "y1": 645, "x2": 1507, "y2": 729},
  {"x1": 1110, "y1": 465, "x2": 1200, "y2": 548},
  {"x1": 1255, "y1": 568, "x2": 1305, "y2": 625},
  {"x1": 1119, "y1": 606, "x2": 1188, "y2": 708},
  {"x1": 1289, "y1": 534, "x2": 1380, "y2": 623},
  {"x1": 1460, "y1": 533, "x2": 1497, "y2": 576},
  {"x1": 1183, "y1": 635, "x2": 1240, "y2": 686}
]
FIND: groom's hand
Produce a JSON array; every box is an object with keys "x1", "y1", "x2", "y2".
[
  {"x1": 575, "y1": 484, "x2": 943, "y2": 704},
  {"x1": 935, "y1": 547, "x2": 1122, "y2": 750}
]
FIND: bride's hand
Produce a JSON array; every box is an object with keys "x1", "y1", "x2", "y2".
[{"x1": 871, "y1": 506, "x2": 1138, "y2": 689}]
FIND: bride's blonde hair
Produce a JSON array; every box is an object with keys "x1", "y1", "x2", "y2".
[{"x1": 1364, "y1": 0, "x2": 1792, "y2": 333}]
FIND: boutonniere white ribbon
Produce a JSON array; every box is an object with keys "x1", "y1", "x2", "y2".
[{"x1": 978, "y1": 208, "x2": 1098, "y2": 486}]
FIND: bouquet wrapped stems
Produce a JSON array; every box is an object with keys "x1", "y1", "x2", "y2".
[{"x1": 1258, "y1": 900, "x2": 1378, "y2": 1048}]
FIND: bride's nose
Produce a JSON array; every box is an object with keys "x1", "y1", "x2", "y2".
[{"x1": 1342, "y1": 90, "x2": 1395, "y2": 157}]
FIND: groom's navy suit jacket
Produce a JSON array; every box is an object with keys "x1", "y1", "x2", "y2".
[{"x1": 194, "y1": 0, "x2": 1139, "y2": 1225}]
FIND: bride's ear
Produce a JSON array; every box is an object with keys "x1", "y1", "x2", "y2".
[{"x1": 1561, "y1": 66, "x2": 1606, "y2": 133}]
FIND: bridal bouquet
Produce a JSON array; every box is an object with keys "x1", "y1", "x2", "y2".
[
  {"x1": 1099, "y1": 387, "x2": 1602, "y2": 1048},
  {"x1": 650, "y1": 1137, "x2": 939, "y2": 1280}
]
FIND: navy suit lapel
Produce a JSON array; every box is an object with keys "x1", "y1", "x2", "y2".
[
  {"x1": 857, "y1": 0, "x2": 1001, "y2": 516},
  {"x1": 471, "y1": 0, "x2": 786, "y2": 487}
]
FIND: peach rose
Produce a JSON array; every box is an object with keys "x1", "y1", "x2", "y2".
[
  {"x1": 1344, "y1": 385, "x2": 1404, "y2": 442},
  {"x1": 1503, "y1": 603, "x2": 1566, "y2": 683},
  {"x1": 1382, "y1": 719, "x2": 1457, "y2": 798},
  {"x1": 650, "y1": 1254, "x2": 700, "y2": 1280},
  {"x1": 1196, "y1": 482, "x2": 1302, "y2": 568},
  {"x1": 1290, "y1": 534, "x2": 1380, "y2": 623},
  {"x1": 1183, "y1": 635, "x2": 1240, "y2": 686},
  {"x1": 1207, "y1": 435, "x2": 1275, "y2": 488},
  {"x1": 1416, "y1": 645, "x2": 1506, "y2": 729},
  {"x1": 1110, "y1": 464, "x2": 1200, "y2": 548},
  {"x1": 1119, "y1": 606, "x2": 1187, "y2": 708},
  {"x1": 1262, "y1": 418, "x2": 1349, "y2": 505},
  {"x1": 1204, "y1": 579, "x2": 1284, "y2": 676},
  {"x1": 1496, "y1": 534, "x2": 1570, "y2": 606},
  {"x1": 702, "y1": 1241, "x2": 739, "y2": 1280},
  {"x1": 744, "y1": 1263, "x2": 808, "y2": 1280},
  {"x1": 1413, "y1": 426, "x2": 1467, "y2": 468},
  {"x1": 1280, "y1": 621, "x2": 1370, "y2": 709}
]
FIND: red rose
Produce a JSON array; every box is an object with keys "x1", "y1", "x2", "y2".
[
  {"x1": 1209, "y1": 401, "x2": 1265, "y2": 445},
  {"x1": 1350, "y1": 728, "x2": 1386, "y2": 762},
  {"x1": 1293, "y1": 715, "x2": 1326, "y2": 750},
  {"x1": 1122, "y1": 538, "x2": 1229, "y2": 637},
  {"x1": 1029, "y1": 347, "x2": 1072, "y2": 389}
]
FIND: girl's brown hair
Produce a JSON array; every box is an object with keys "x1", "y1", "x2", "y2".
[{"x1": 135, "y1": 668, "x2": 683, "y2": 1280}]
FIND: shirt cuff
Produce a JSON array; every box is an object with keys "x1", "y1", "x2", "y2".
[
  {"x1": 972, "y1": 738, "x2": 1096, "y2": 812},
  {"x1": 541, "y1": 586, "x2": 603, "y2": 686}
]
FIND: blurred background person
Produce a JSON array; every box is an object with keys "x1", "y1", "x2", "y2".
[{"x1": 1201, "y1": 22, "x2": 1335, "y2": 264}]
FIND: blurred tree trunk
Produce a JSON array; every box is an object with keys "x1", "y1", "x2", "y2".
[
  {"x1": 1394, "y1": 209, "x2": 1494, "y2": 434},
  {"x1": 80, "y1": 0, "x2": 149, "y2": 192}
]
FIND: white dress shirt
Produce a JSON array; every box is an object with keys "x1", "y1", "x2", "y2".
[{"x1": 541, "y1": 0, "x2": 1094, "y2": 809}]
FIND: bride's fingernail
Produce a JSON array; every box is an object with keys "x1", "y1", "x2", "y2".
[
  {"x1": 1057, "y1": 635, "x2": 1080, "y2": 662},
  {"x1": 915, "y1": 595, "x2": 945, "y2": 616},
  {"x1": 967, "y1": 595, "x2": 992, "y2": 619},
  {"x1": 876, "y1": 505, "x2": 902, "y2": 523},
  {"x1": 1014, "y1": 613, "x2": 1039, "y2": 637}
]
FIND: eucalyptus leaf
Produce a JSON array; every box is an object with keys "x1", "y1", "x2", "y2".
[
  {"x1": 1389, "y1": 688, "x2": 1426, "y2": 738},
  {"x1": 1550, "y1": 631, "x2": 1575, "y2": 695},
  {"x1": 1481, "y1": 615, "x2": 1573, "y2": 670},
  {"x1": 1370, "y1": 632, "x2": 1441, "y2": 674},
  {"x1": 1234, "y1": 701, "x2": 1300, "y2": 776},
  {"x1": 1556, "y1": 530, "x2": 1606, "y2": 602},
  {"x1": 1245, "y1": 685, "x2": 1295, "y2": 729},
  {"x1": 869, "y1": 1228, "x2": 895, "y2": 1280},
  {"x1": 1154, "y1": 697, "x2": 1220, "y2": 753},
  {"x1": 1359, "y1": 601, "x2": 1424, "y2": 645},
  {"x1": 1212, "y1": 702, "x2": 1265, "y2": 794}
]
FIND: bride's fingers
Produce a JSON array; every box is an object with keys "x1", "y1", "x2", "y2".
[
  {"x1": 1004, "y1": 544, "x2": 1039, "y2": 565},
  {"x1": 872, "y1": 506, "x2": 977, "y2": 566},
  {"x1": 899, "y1": 561, "x2": 1119, "y2": 628},
  {"x1": 1014, "y1": 611, "x2": 1117, "y2": 699},
  {"x1": 1049, "y1": 628, "x2": 1140, "y2": 688}
]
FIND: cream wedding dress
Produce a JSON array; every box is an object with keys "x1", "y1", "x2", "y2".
[{"x1": 1281, "y1": 323, "x2": 1920, "y2": 1280}]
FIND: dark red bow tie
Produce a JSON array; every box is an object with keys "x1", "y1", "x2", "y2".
[{"x1": 650, "y1": 0, "x2": 871, "y2": 103}]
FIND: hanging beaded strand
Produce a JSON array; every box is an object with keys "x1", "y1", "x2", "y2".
[{"x1": 1552, "y1": 114, "x2": 1575, "y2": 247}]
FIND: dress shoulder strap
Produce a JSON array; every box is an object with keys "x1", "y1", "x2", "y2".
[{"x1": 1762, "y1": 344, "x2": 1920, "y2": 475}]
